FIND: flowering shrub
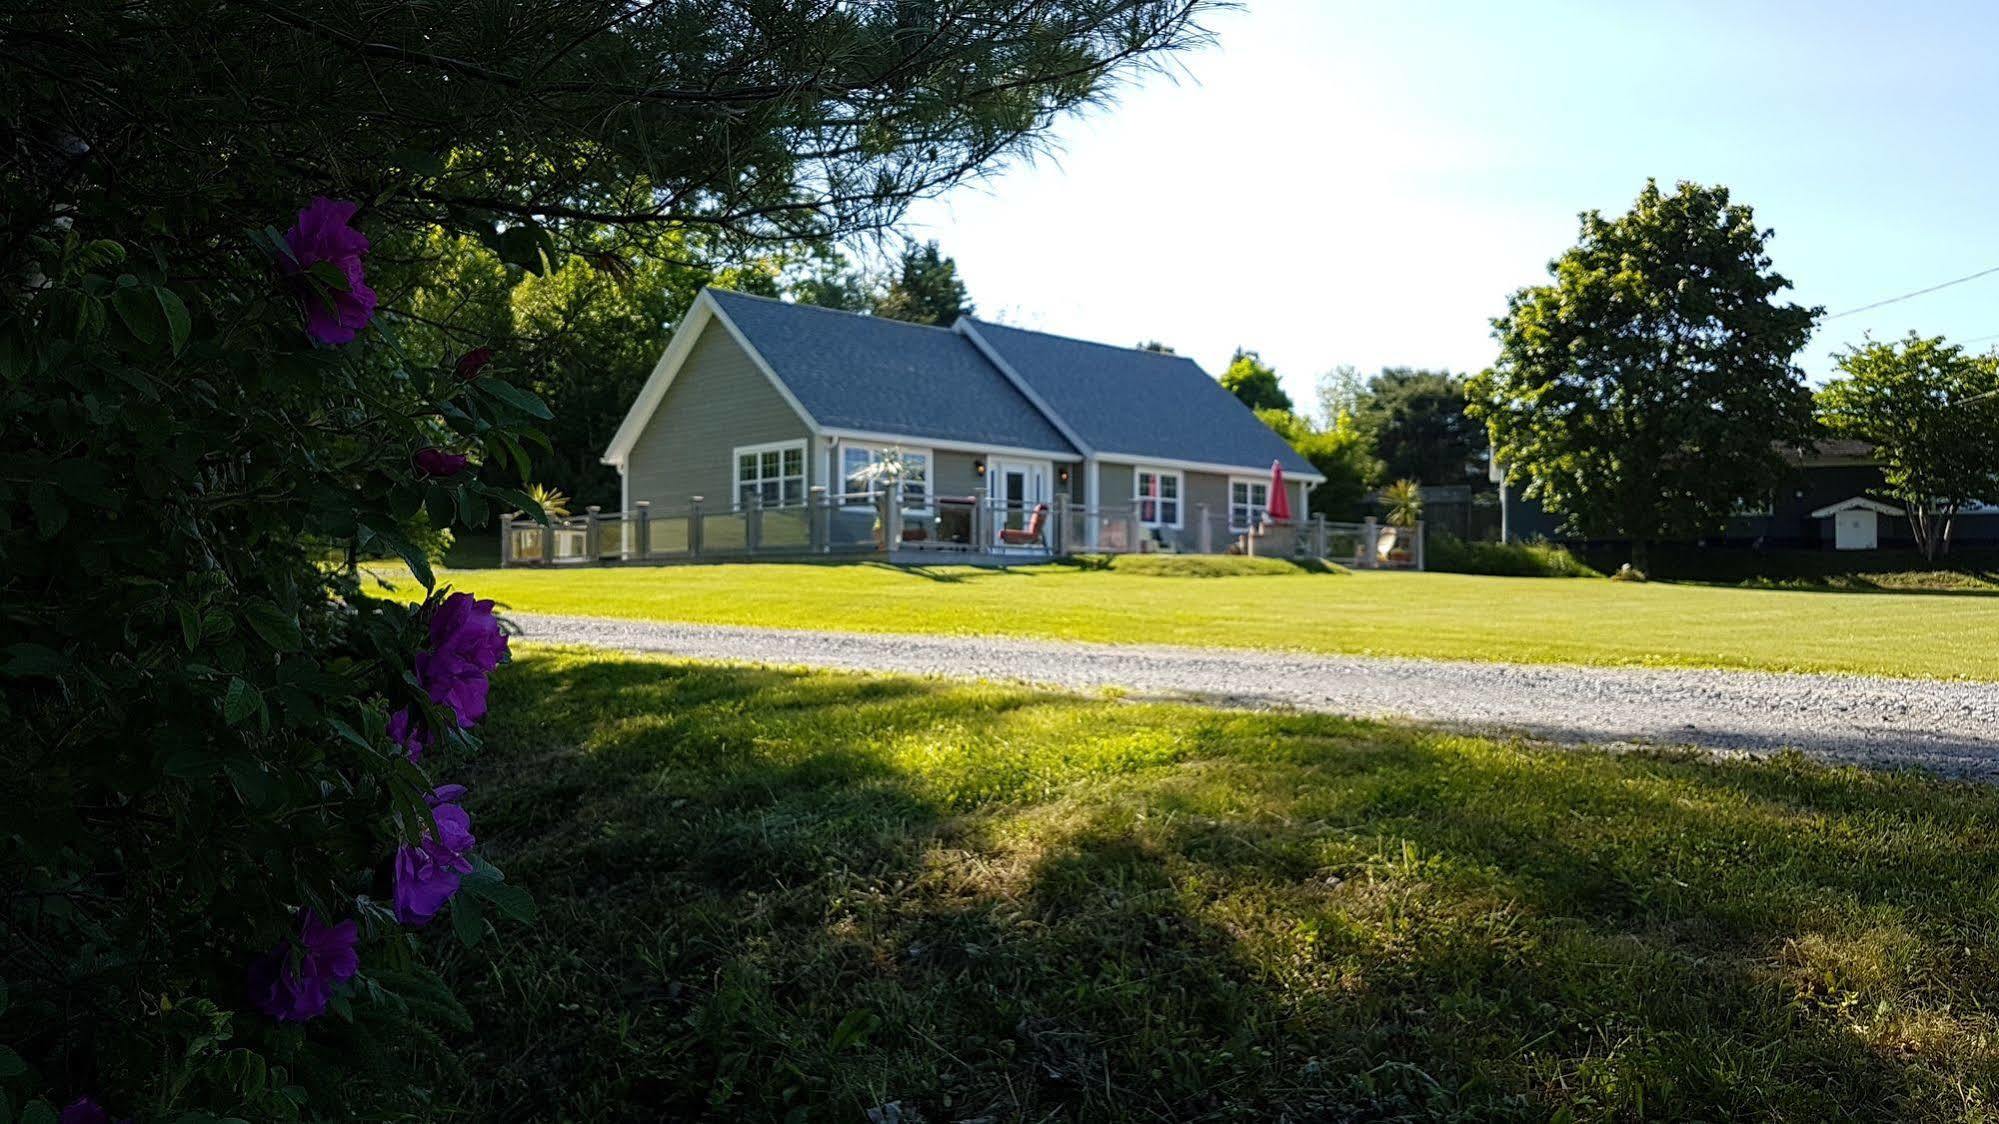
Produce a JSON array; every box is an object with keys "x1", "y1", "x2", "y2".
[{"x1": 0, "y1": 195, "x2": 544, "y2": 1119}]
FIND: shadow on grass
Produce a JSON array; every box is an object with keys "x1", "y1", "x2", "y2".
[{"x1": 434, "y1": 652, "x2": 1999, "y2": 1122}]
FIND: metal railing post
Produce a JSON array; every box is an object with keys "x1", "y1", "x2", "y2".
[
  {"x1": 584, "y1": 505, "x2": 602, "y2": 565},
  {"x1": 746, "y1": 492, "x2": 763, "y2": 555},
  {"x1": 1051, "y1": 493, "x2": 1069, "y2": 556},
  {"x1": 1197, "y1": 504, "x2": 1213, "y2": 554},
  {"x1": 1413, "y1": 519, "x2": 1426, "y2": 571},
  {"x1": 498, "y1": 513, "x2": 514, "y2": 567},
  {"x1": 688, "y1": 496, "x2": 704, "y2": 559},
  {"x1": 808, "y1": 486, "x2": 828, "y2": 553},
  {"x1": 632, "y1": 501, "x2": 649, "y2": 561},
  {"x1": 1362, "y1": 516, "x2": 1379, "y2": 569},
  {"x1": 1313, "y1": 513, "x2": 1327, "y2": 558}
]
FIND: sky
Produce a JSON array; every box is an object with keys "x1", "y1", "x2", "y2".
[{"x1": 900, "y1": 0, "x2": 1999, "y2": 412}]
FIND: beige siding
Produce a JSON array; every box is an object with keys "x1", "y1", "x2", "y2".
[
  {"x1": 932, "y1": 450, "x2": 980, "y2": 501},
  {"x1": 624, "y1": 322, "x2": 813, "y2": 511},
  {"x1": 1183, "y1": 470, "x2": 1229, "y2": 528},
  {"x1": 1097, "y1": 462, "x2": 1133, "y2": 512}
]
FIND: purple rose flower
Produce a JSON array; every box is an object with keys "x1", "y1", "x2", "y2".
[
  {"x1": 415, "y1": 649, "x2": 489, "y2": 728},
  {"x1": 283, "y1": 197, "x2": 376, "y2": 345},
  {"x1": 387, "y1": 705, "x2": 434, "y2": 761},
  {"x1": 60, "y1": 1098, "x2": 114, "y2": 1124},
  {"x1": 394, "y1": 786, "x2": 477, "y2": 925},
  {"x1": 246, "y1": 909, "x2": 359, "y2": 1023},
  {"x1": 455, "y1": 346, "x2": 494, "y2": 380},
  {"x1": 428, "y1": 592, "x2": 508, "y2": 674},
  {"x1": 413, "y1": 447, "x2": 469, "y2": 478}
]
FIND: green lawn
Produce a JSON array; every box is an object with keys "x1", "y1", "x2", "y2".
[
  {"x1": 437, "y1": 648, "x2": 1999, "y2": 1121},
  {"x1": 377, "y1": 558, "x2": 1999, "y2": 680}
]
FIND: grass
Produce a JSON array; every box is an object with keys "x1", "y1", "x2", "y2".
[
  {"x1": 436, "y1": 648, "x2": 1999, "y2": 1121},
  {"x1": 371, "y1": 560, "x2": 1999, "y2": 680},
  {"x1": 1579, "y1": 545, "x2": 1999, "y2": 594}
]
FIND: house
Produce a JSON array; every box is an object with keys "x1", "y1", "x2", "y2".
[
  {"x1": 1498, "y1": 439, "x2": 1999, "y2": 551},
  {"x1": 597, "y1": 287, "x2": 1324, "y2": 555}
]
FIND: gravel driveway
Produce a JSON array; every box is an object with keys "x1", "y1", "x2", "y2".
[{"x1": 512, "y1": 612, "x2": 1999, "y2": 780}]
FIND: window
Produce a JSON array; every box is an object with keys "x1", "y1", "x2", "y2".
[
  {"x1": 733, "y1": 440, "x2": 805, "y2": 510},
  {"x1": 839, "y1": 443, "x2": 930, "y2": 507},
  {"x1": 1230, "y1": 478, "x2": 1269, "y2": 530},
  {"x1": 1134, "y1": 468, "x2": 1182, "y2": 527}
]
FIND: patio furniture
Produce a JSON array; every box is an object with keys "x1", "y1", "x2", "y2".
[{"x1": 997, "y1": 503, "x2": 1049, "y2": 547}]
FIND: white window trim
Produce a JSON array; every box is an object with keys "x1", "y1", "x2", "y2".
[
  {"x1": 1228, "y1": 475, "x2": 1272, "y2": 531},
  {"x1": 1133, "y1": 466, "x2": 1185, "y2": 530},
  {"x1": 731, "y1": 439, "x2": 807, "y2": 511},
  {"x1": 837, "y1": 441, "x2": 935, "y2": 511}
]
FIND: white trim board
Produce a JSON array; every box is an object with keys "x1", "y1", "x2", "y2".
[
  {"x1": 1096, "y1": 451, "x2": 1327, "y2": 484},
  {"x1": 1810, "y1": 496, "x2": 1906, "y2": 518},
  {"x1": 819, "y1": 426, "x2": 1078, "y2": 463}
]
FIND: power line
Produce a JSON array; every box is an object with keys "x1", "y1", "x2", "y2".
[{"x1": 1824, "y1": 264, "x2": 1999, "y2": 321}]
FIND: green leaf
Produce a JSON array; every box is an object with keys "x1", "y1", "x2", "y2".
[
  {"x1": 357, "y1": 516, "x2": 434, "y2": 590},
  {"x1": 463, "y1": 876, "x2": 535, "y2": 923},
  {"x1": 111, "y1": 284, "x2": 161, "y2": 344},
  {"x1": 223, "y1": 677, "x2": 262, "y2": 725},
  {"x1": 243, "y1": 601, "x2": 304, "y2": 653},
  {"x1": 223, "y1": 757, "x2": 278, "y2": 808},
  {"x1": 476, "y1": 377, "x2": 553, "y2": 420},
  {"x1": 177, "y1": 602, "x2": 202, "y2": 650},
  {"x1": 827, "y1": 1008, "x2": 880, "y2": 1053},
  {"x1": 0, "y1": 1044, "x2": 23, "y2": 1077},
  {"x1": 326, "y1": 716, "x2": 374, "y2": 752},
  {"x1": 450, "y1": 893, "x2": 486, "y2": 948},
  {"x1": 51, "y1": 459, "x2": 119, "y2": 508},
  {"x1": 22, "y1": 1098, "x2": 56, "y2": 1124},
  {"x1": 1, "y1": 643, "x2": 67, "y2": 678},
  {"x1": 26, "y1": 482, "x2": 65, "y2": 538},
  {"x1": 157, "y1": 286, "x2": 192, "y2": 354}
]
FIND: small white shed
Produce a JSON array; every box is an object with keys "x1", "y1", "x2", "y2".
[{"x1": 1809, "y1": 496, "x2": 1904, "y2": 551}]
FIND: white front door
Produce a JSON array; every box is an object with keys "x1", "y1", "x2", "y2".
[
  {"x1": 990, "y1": 459, "x2": 1050, "y2": 542},
  {"x1": 1834, "y1": 510, "x2": 1877, "y2": 550}
]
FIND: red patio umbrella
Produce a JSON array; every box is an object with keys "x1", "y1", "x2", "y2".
[{"x1": 1266, "y1": 460, "x2": 1292, "y2": 522}]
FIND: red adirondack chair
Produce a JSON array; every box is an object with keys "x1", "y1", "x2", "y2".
[{"x1": 997, "y1": 503, "x2": 1049, "y2": 547}]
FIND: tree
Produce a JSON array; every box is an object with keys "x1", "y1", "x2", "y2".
[
  {"x1": 1256, "y1": 408, "x2": 1377, "y2": 519},
  {"x1": 874, "y1": 241, "x2": 973, "y2": 325},
  {"x1": 1381, "y1": 479, "x2": 1425, "y2": 527},
  {"x1": 1137, "y1": 339, "x2": 1178, "y2": 353},
  {"x1": 1818, "y1": 334, "x2": 1999, "y2": 559},
  {"x1": 1354, "y1": 368, "x2": 1487, "y2": 484},
  {"x1": 1468, "y1": 180, "x2": 1819, "y2": 569},
  {"x1": 0, "y1": 1, "x2": 1210, "y2": 1116},
  {"x1": 1314, "y1": 364, "x2": 1366, "y2": 429},
  {"x1": 1221, "y1": 348, "x2": 1294, "y2": 412}
]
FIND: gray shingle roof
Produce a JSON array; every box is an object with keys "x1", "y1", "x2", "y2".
[
  {"x1": 962, "y1": 319, "x2": 1320, "y2": 478},
  {"x1": 709, "y1": 290, "x2": 1078, "y2": 455}
]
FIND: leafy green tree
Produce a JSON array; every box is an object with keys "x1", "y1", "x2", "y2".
[
  {"x1": 1354, "y1": 368, "x2": 1487, "y2": 484},
  {"x1": 789, "y1": 247, "x2": 883, "y2": 314},
  {"x1": 1314, "y1": 364, "x2": 1366, "y2": 429},
  {"x1": 874, "y1": 241, "x2": 973, "y2": 325},
  {"x1": 1137, "y1": 339, "x2": 1178, "y2": 353},
  {"x1": 0, "y1": 0, "x2": 1208, "y2": 1117},
  {"x1": 1221, "y1": 348, "x2": 1294, "y2": 412},
  {"x1": 1257, "y1": 408, "x2": 1377, "y2": 519},
  {"x1": 1468, "y1": 180, "x2": 1818, "y2": 569},
  {"x1": 1819, "y1": 334, "x2": 1999, "y2": 559}
]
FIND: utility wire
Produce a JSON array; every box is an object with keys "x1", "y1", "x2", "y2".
[{"x1": 1824, "y1": 264, "x2": 1999, "y2": 320}]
